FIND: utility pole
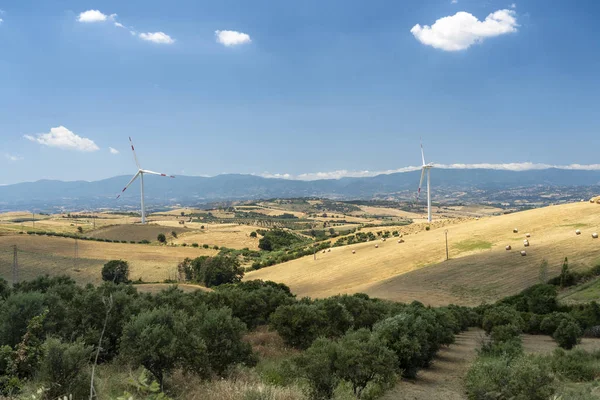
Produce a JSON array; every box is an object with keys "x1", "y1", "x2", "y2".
[
  {"x1": 12, "y1": 245, "x2": 19, "y2": 286},
  {"x1": 445, "y1": 230, "x2": 449, "y2": 261},
  {"x1": 74, "y1": 238, "x2": 79, "y2": 269},
  {"x1": 32, "y1": 212, "x2": 35, "y2": 229}
]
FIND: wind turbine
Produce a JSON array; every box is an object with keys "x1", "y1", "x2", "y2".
[
  {"x1": 117, "y1": 137, "x2": 174, "y2": 224},
  {"x1": 416, "y1": 141, "x2": 434, "y2": 223}
]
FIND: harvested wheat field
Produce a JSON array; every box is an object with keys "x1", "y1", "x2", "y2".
[
  {"x1": 173, "y1": 223, "x2": 260, "y2": 249},
  {"x1": 85, "y1": 223, "x2": 187, "y2": 242},
  {"x1": 0, "y1": 235, "x2": 217, "y2": 285},
  {"x1": 246, "y1": 202, "x2": 600, "y2": 306}
]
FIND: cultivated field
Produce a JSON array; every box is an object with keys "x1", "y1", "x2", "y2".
[
  {"x1": 172, "y1": 224, "x2": 260, "y2": 249},
  {"x1": 0, "y1": 235, "x2": 217, "y2": 284},
  {"x1": 86, "y1": 224, "x2": 187, "y2": 242},
  {"x1": 247, "y1": 202, "x2": 600, "y2": 305}
]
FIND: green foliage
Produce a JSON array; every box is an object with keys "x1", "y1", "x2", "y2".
[
  {"x1": 0, "y1": 278, "x2": 10, "y2": 300},
  {"x1": 250, "y1": 231, "x2": 257, "y2": 238},
  {"x1": 314, "y1": 298, "x2": 354, "y2": 338},
  {"x1": 270, "y1": 303, "x2": 327, "y2": 349},
  {"x1": 101, "y1": 260, "x2": 130, "y2": 284},
  {"x1": 546, "y1": 348, "x2": 600, "y2": 382},
  {"x1": 0, "y1": 291, "x2": 46, "y2": 347},
  {"x1": 189, "y1": 255, "x2": 245, "y2": 287},
  {"x1": 482, "y1": 305, "x2": 524, "y2": 335},
  {"x1": 38, "y1": 337, "x2": 92, "y2": 400},
  {"x1": 490, "y1": 324, "x2": 521, "y2": 344},
  {"x1": 295, "y1": 337, "x2": 339, "y2": 399},
  {"x1": 334, "y1": 329, "x2": 396, "y2": 398},
  {"x1": 540, "y1": 312, "x2": 577, "y2": 336},
  {"x1": 12, "y1": 310, "x2": 48, "y2": 378},
  {"x1": 553, "y1": 319, "x2": 582, "y2": 350},
  {"x1": 258, "y1": 229, "x2": 306, "y2": 251},
  {"x1": 157, "y1": 233, "x2": 167, "y2": 243},
  {"x1": 120, "y1": 307, "x2": 209, "y2": 388},
  {"x1": 466, "y1": 354, "x2": 555, "y2": 400}
]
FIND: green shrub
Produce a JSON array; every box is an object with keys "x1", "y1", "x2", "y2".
[
  {"x1": 101, "y1": 260, "x2": 130, "y2": 284},
  {"x1": 540, "y1": 312, "x2": 576, "y2": 336},
  {"x1": 0, "y1": 292, "x2": 46, "y2": 347},
  {"x1": 553, "y1": 319, "x2": 582, "y2": 350},
  {"x1": 490, "y1": 324, "x2": 521, "y2": 343},
  {"x1": 189, "y1": 255, "x2": 244, "y2": 287},
  {"x1": 39, "y1": 337, "x2": 92, "y2": 400},
  {"x1": 192, "y1": 243, "x2": 199, "y2": 248},
  {"x1": 294, "y1": 337, "x2": 339, "y2": 399},
  {"x1": 157, "y1": 233, "x2": 167, "y2": 243},
  {"x1": 466, "y1": 354, "x2": 555, "y2": 400},
  {"x1": 203, "y1": 244, "x2": 209, "y2": 248},
  {"x1": 547, "y1": 348, "x2": 600, "y2": 382},
  {"x1": 482, "y1": 306, "x2": 524, "y2": 334},
  {"x1": 270, "y1": 303, "x2": 327, "y2": 349}
]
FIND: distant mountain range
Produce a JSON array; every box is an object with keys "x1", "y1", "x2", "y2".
[{"x1": 1, "y1": 168, "x2": 600, "y2": 212}]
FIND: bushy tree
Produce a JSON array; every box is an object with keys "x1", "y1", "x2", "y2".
[
  {"x1": 315, "y1": 298, "x2": 354, "y2": 338},
  {"x1": 553, "y1": 320, "x2": 582, "y2": 350},
  {"x1": 270, "y1": 303, "x2": 327, "y2": 349},
  {"x1": 334, "y1": 329, "x2": 396, "y2": 398},
  {"x1": 38, "y1": 337, "x2": 92, "y2": 400},
  {"x1": 190, "y1": 256, "x2": 244, "y2": 287},
  {"x1": 372, "y1": 313, "x2": 423, "y2": 378},
  {"x1": 120, "y1": 307, "x2": 209, "y2": 389},
  {"x1": 0, "y1": 278, "x2": 10, "y2": 300},
  {"x1": 482, "y1": 305, "x2": 524, "y2": 334},
  {"x1": 250, "y1": 231, "x2": 257, "y2": 238},
  {"x1": 540, "y1": 312, "x2": 577, "y2": 336},
  {"x1": 295, "y1": 338, "x2": 339, "y2": 399},
  {"x1": 157, "y1": 233, "x2": 167, "y2": 243},
  {"x1": 101, "y1": 260, "x2": 130, "y2": 284},
  {"x1": 0, "y1": 292, "x2": 46, "y2": 347}
]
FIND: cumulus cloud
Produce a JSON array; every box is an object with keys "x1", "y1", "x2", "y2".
[
  {"x1": 77, "y1": 10, "x2": 111, "y2": 23},
  {"x1": 77, "y1": 10, "x2": 173, "y2": 44},
  {"x1": 139, "y1": 32, "x2": 175, "y2": 44},
  {"x1": 411, "y1": 9, "x2": 518, "y2": 51},
  {"x1": 4, "y1": 154, "x2": 23, "y2": 162},
  {"x1": 109, "y1": 147, "x2": 119, "y2": 155},
  {"x1": 24, "y1": 126, "x2": 99, "y2": 152},
  {"x1": 215, "y1": 30, "x2": 252, "y2": 46},
  {"x1": 258, "y1": 163, "x2": 600, "y2": 181}
]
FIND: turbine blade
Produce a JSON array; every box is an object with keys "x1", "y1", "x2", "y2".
[
  {"x1": 420, "y1": 139, "x2": 426, "y2": 166},
  {"x1": 129, "y1": 136, "x2": 141, "y2": 169},
  {"x1": 416, "y1": 168, "x2": 425, "y2": 201},
  {"x1": 116, "y1": 171, "x2": 140, "y2": 199},
  {"x1": 142, "y1": 169, "x2": 175, "y2": 178}
]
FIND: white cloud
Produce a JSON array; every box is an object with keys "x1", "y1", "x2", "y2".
[
  {"x1": 24, "y1": 126, "x2": 100, "y2": 152},
  {"x1": 411, "y1": 9, "x2": 518, "y2": 51},
  {"x1": 139, "y1": 32, "x2": 175, "y2": 44},
  {"x1": 109, "y1": 147, "x2": 119, "y2": 155},
  {"x1": 77, "y1": 10, "x2": 109, "y2": 23},
  {"x1": 0, "y1": 18, "x2": 3, "y2": 24},
  {"x1": 114, "y1": 21, "x2": 125, "y2": 28},
  {"x1": 258, "y1": 163, "x2": 600, "y2": 181},
  {"x1": 4, "y1": 154, "x2": 23, "y2": 162},
  {"x1": 215, "y1": 30, "x2": 252, "y2": 46},
  {"x1": 511, "y1": 3, "x2": 517, "y2": 8},
  {"x1": 451, "y1": 0, "x2": 458, "y2": 3}
]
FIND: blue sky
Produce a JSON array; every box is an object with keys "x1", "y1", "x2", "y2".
[{"x1": 1, "y1": 0, "x2": 600, "y2": 184}]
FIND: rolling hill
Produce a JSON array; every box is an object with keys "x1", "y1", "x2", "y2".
[
  {"x1": 1, "y1": 168, "x2": 600, "y2": 211},
  {"x1": 245, "y1": 201, "x2": 600, "y2": 305}
]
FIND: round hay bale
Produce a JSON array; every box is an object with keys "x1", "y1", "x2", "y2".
[
  {"x1": 375, "y1": 244, "x2": 379, "y2": 248},
  {"x1": 521, "y1": 251, "x2": 527, "y2": 256},
  {"x1": 322, "y1": 250, "x2": 326, "y2": 254},
  {"x1": 513, "y1": 228, "x2": 519, "y2": 233},
  {"x1": 381, "y1": 238, "x2": 386, "y2": 242},
  {"x1": 525, "y1": 233, "x2": 531, "y2": 238},
  {"x1": 524, "y1": 241, "x2": 530, "y2": 247},
  {"x1": 505, "y1": 245, "x2": 511, "y2": 251},
  {"x1": 576, "y1": 229, "x2": 581, "y2": 235},
  {"x1": 352, "y1": 250, "x2": 356, "y2": 254},
  {"x1": 593, "y1": 233, "x2": 599, "y2": 239},
  {"x1": 327, "y1": 249, "x2": 331, "y2": 252},
  {"x1": 398, "y1": 239, "x2": 404, "y2": 244}
]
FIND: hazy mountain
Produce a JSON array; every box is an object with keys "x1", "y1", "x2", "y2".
[{"x1": 1, "y1": 169, "x2": 600, "y2": 211}]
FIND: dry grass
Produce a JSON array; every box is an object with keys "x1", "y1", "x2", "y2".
[
  {"x1": 135, "y1": 283, "x2": 212, "y2": 294},
  {"x1": 247, "y1": 202, "x2": 600, "y2": 306},
  {"x1": 0, "y1": 234, "x2": 217, "y2": 284},
  {"x1": 244, "y1": 327, "x2": 298, "y2": 360},
  {"x1": 169, "y1": 368, "x2": 307, "y2": 400},
  {"x1": 86, "y1": 224, "x2": 187, "y2": 242},
  {"x1": 174, "y1": 224, "x2": 260, "y2": 250}
]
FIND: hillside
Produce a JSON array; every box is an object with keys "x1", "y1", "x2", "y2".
[{"x1": 246, "y1": 201, "x2": 600, "y2": 305}]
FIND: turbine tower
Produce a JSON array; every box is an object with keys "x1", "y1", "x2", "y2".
[
  {"x1": 416, "y1": 141, "x2": 434, "y2": 223},
  {"x1": 117, "y1": 137, "x2": 174, "y2": 224}
]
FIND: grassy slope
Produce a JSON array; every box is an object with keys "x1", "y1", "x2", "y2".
[{"x1": 246, "y1": 202, "x2": 600, "y2": 305}]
